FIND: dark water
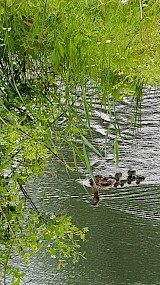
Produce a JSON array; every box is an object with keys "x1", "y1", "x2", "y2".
[{"x1": 22, "y1": 89, "x2": 160, "y2": 285}]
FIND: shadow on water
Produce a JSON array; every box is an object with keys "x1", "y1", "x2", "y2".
[{"x1": 23, "y1": 89, "x2": 160, "y2": 285}]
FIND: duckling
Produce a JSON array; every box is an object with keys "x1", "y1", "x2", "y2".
[
  {"x1": 127, "y1": 169, "x2": 136, "y2": 177},
  {"x1": 127, "y1": 176, "x2": 132, "y2": 184},
  {"x1": 115, "y1": 172, "x2": 122, "y2": 181},
  {"x1": 89, "y1": 178, "x2": 93, "y2": 186},
  {"x1": 136, "y1": 175, "x2": 145, "y2": 184},
  {"x1": 127, "y1": 169, "x2": 136, "y2": 184},
  {"x1": 120, "y1": 179, "x2": 127, "y2": 187},
  {"x1": 112, "y1": 172, "x2": 122, "y2": 187},
  {"x1": 127, "y1": 176, "x2": 136, "y2": 184}
]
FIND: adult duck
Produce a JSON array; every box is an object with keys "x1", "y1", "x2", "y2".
[
  {"x1": 89, "y1": 175, "x2": 116, "y2": 191},
  {"x1": 89, "y1": 175, "x2": 116, "y2": 205}
]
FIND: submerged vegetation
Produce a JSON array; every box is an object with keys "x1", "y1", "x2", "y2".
[{"x1": 0, "y1": 0, "x2": 160, "y2": 283}]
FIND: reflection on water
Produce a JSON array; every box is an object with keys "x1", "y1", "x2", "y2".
[{"x1": 23, "y1": 89, "x2": 160, "y2": 285}]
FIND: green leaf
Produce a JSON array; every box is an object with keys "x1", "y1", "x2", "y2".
[
  {"x1": 47, "y1": 247, "x2": 57, "y2": 255},
  {"x1": 81, "y1": 134, "x2": 102, "y2": 157},
  {"x1": 17, "y1": 178, "x2": 25, "y2": 186},
  {"x1": 44, "y1": 232, "x2": 53, "y2": 241},
  {"x1": 12, "y1": 279, "x2": 20, "y2": 285},
  {"x1": 65, "y1": 138, "x2": 85, "y2": 163},
  {"x1": 83, "y1": 93, "x2": 90, "y2": 128},
  {"x1": 80, "y1": 232, "x2": 85, "y2": 240},
  {"x1": 114, "y1": 138, "x2": 119, "y2": 166},
  {"x1": 83, "y1": 143, "x2": 92, "y2": 174}
]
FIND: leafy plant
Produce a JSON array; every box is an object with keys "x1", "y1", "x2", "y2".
[{"x1": 0, "y1": 0, "x2": 159, "y2": 283}]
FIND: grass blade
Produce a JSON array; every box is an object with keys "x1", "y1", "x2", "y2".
[{"x1": 81, "y1": 135, "x2": 102, "y2": 157}]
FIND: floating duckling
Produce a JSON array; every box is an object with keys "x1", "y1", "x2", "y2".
[
  {"x1": 127, "y1": 170, "x2": 145, "y2": 185},
  {"x1": 115, "y1": 172, "x2": 122, "y2": 181},
  {"x1": 120, "y1": 179, "x2": 127, "y2": 187},
  {"x1": 128, "y1": 169, "x2": 136, "y2": 177},
  {"x1": 136, "y1": 175, "x2": 145, "y2": 184},
  {"x1": 127, "y1": 169, "x2": 136, "y2": 184},
  {"x1": 114, "y1": 172, "x2": 122, "y2": 187},
  {"x1": 114, "y1": 181, "x2": 119, "y2": 187}
]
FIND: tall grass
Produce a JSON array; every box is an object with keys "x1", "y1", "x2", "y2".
[{"x1": 0, "y1": 0, "x2": 159, "y2": 164}]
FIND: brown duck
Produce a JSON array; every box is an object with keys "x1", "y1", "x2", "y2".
[
  {"x1": 89, "y1": 175, "x2": 116, "y2": 205},
  {"x1": 89, "y1": 175, "x2": 116, "y2": 190}
]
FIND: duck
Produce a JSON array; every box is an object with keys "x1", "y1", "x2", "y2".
[
  {"x1": 89, "y1": 175, "x2": 116, "y2": 191},
  {"x1": 115, "y1": 172, "x2": 122, "y2": 181},
  {"x1": 127, "y1": 170, "x2": 145, "y2": 185},
  {"x1": 127, "y1": 169, "x2": 136, "y2": 177},
  {"x1": 136, "y1": 175, "x2": 145, "y2": 184},
  {"x1": 127, "y1": 169, "x2": 136, "y2": 184},
  {"x1": 113, "y1": 172, "x2": 122, "y2": 187},
  {"x1": 119, "y1": 179, "x2": 127, "y2": 187},
  {"x1": 89, "y1": 175, "x2": 117, "y2": 205}
]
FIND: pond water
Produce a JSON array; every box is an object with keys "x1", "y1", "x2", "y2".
[{"x1": 22, "y1": 88, "x2": 160, "y2": 285}]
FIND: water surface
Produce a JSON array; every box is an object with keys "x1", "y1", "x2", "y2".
[{"x1": 23, "y1": 89, "x2": 160, "y2": 285}]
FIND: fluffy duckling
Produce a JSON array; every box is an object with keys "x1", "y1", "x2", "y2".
[
  {"x1": 128, "y1": 169, "x2": 136, "y2": 177},
  {"x1": 127, "y1": 169, "x2": 145, "y2": 185},
  {"x1": 127, "y1": 177, "x2": 132, "y2": 184},
  {"x1": 136, "y1": 175, "x2": 145, "y2": 184},
  {"x1": 127, "y1": 169, "x2": 136, "y2": 184},
  {"x1": 120, "y1": 179, "x2": 127, "y2": 187},
  {"x1": 127, "y1": 176, "x2": 136, "y2": 184},
  {"x1": 115, "y1": 172, "x2": 122, "y2": 181},
  {"x1": 113, "y1": 172, "x2": 122, "y2": 187}
]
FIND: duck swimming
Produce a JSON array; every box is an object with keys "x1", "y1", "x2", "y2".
[
  {"x1": 115, "y1": 172, "x2": 122, "y2": 181},
  {"x1": 127, "y1": 170, "x2": 145, "y2": 185},
  {"x1": 120, "y1": 179, "x2": 127, "y2": 187},
  {"x1": 89, "y1": 175, "x2": 116, "y2": 190},
  {"x1": 89, "y1": 175, "x2": 116, "y2": 205},
  {"x1": 136, "y1": 175, "x2": 145, "y2": 184},
  {"x1": 128, "y1": 169, "x2": 136, "y2": 177},
  {"x1": 127, "y1": 169, "x2": 136, "y2": 184}
]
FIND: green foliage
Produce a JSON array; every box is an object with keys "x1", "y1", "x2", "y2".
[
  {"x1": 114, "y1": 137, "x2": 120, "y2": 166},
  {"x1": 0, "y1": 0, "x2": 160, "y2": 283}
]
